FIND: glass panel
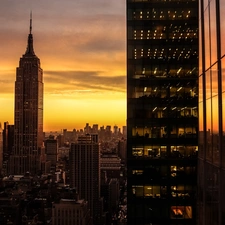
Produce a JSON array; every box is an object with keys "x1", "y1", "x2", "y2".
[
  {"x1": 171, "y1": 206, "x2": 192, "y2": 219},
  {"x1": 171, "y1": 146, "x2": 197, "y2": 158},
  {"x1": 132, "y1": 185, "x2": 167, "y2": 199},
  {"x1": 211, "y1": 64, "x2": 218, "y2": 97},
  {"x1": 171, "y1": 185, "x2": 195, "y2": 199},
  {"x1": 204, "y1": 5, "x2": 210, "y2": 69},
  {"x1": 222, "y1": 57, "x2": 225, "y2": 93},
  {"x1": 220, "y1": 0, "x2": 225, "y2": 56},
  {"x1": 132, "y1": 146, "x2": 167, "y2": 158},
  {"x1": 206, "y1": 70, "x2": 211, "y2": 100},
  {"x1": 199, "y1": 75, "x2": 203, "y2": 102},
  {"x1": 199, "y1": 13, "x2": 203, "y2": 75},
  {"x1": 222, "y1": 93, "x2": 225, "y2": 167},
  {"x1": 199, "y1": 102, "x2": 204, "y2": 158},
  {"x1": 206, "y1": 98, "x2": 212, "y2": 161},
  {"x1": 212, "y1": 96, "x2": 218, "y2": 133},
  {"x1": 203, "y1": 0, "x2": 209, "y2": 11},
  {"x1": 209, "y1": 0, "x2": 217, "y2": 65}
]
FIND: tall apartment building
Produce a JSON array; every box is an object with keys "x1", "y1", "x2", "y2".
[
  {"x1": 9, "y1": 15, "x2": 44, "y2": 175},
  {"x1": 127, "y1": 0, "x2": 198, "y2": 224},
  {"x1": 70, "y1": 134, "x2": 100, "y2": 220},
  {"x1": 198, "y1": 1, "x2": 225, "y2": 224}
]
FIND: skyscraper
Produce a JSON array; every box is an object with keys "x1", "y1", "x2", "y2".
[
  {"x1": 198, "y1": 1, "x2": 225, "y2": 224},
  {"x1": 9, "y1": 14, "x2": 44, "y2": 175},
  {"x1": 45, "y1": 138, "x2": 58, "y2": 168},
  {"x1": 127, "y1": 0, "x2": 198, "y2": 224},
  {"x1": 70, "y1": 134, "x2": 100, "y2": 221}
]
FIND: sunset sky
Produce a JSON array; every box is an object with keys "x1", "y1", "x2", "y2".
[{"x1": 0, "y1": 0, "x2": 126, "y2": 131}]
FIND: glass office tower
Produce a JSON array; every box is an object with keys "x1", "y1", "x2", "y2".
[
  {"x1": 198, "y1": 0, "x2": 225, "y2": 224},
  {"x1": 127, "y1": 0, "x2": 198, "y2": 224}
]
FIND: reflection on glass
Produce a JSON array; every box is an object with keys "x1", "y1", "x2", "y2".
[{"x1": 171, "y1": 206, "x2": 192, "y2": 219}]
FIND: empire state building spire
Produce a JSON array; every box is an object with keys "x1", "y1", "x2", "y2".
[{"x1": 25, "y1": 11, "x2": 35, "y2": 56}]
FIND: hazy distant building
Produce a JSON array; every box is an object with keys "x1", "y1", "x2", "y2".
[
  {"x1": 113, "y1": 125, "x2": 119, "y2": 135},
  {"x1": 84, "y1": 123, "x2": 91, "y2": 134},
  {"x1": 92, "y1": 124, "x2": 98, "y2": 133},
  {"x1": 52, "y1": 199, "x2": 91, "y2": 225},
  {"x1": 62, "y1": 129, "x2": 76, "y2": 144},
  {"x1": 70, "y1": 134, "x2": 100, "y2": 219},
  {"x1": 122, "y1": 126, "x2": 127, "y2": 136},
  {"x1": 9, "y1": 15, "x2": 44, "y2": 175},
  {"x1": 105, "y1": 126, "x2": 112, "y2": 140}
]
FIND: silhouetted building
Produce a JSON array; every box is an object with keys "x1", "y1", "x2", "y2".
[
  {"x1": 70, "y1": 134, "x2": 100, "y2": 220},
  {"x1": 62, "y1": 129, "x2": 76, "y2": 144},
  {"x1": 52, "y1": 199, "x2": 91, "y2": 225},
  {"x1": 9, "y1": 15, "x2": 44, "y2": 175},
  {"x1": 45, "y1": 138, "x2": 58, "y2": 167},
  {"x1": 118, "y1": 139, "x2": 127, "y2": 162},
  {"x1": 100, "y1": 154, "x2": 121, "y2": 179},
  {"x1": 0, "y1": 197, "x2": 21, "y2": 225},
  {"x1": 108, "y1": 178, "x2": 120, "y2": 212},
  {"x1": 122, "y1": 126, "x2": 127, "y2": 136},
  {"x1": 3, "y1": 122, "x2": 14, "y2": 162},
  {"x1": 198, "y1": 1, "x2": 225, "y2": 224},
  {"x1": 92, "y1": 124, "x2": 99, "y2": 133},
  {"x1": 127, "y1": 0, "x2": 198, "y2": 224},
  {"x1": 100, "y1": 177, "x2": 120, "y2": 214}
]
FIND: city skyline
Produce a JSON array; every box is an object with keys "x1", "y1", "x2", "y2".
[{"x1": 0, "y1": 0, "x2": 126, "y2": 131}]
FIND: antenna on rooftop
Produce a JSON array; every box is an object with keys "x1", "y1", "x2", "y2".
[{"x1": 30, "y1": 11, "x2": 32, "y2": 34}]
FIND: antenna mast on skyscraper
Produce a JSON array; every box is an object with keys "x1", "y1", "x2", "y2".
[{"x1": 30, "y1": 11, "x2": 32, "y2": 34}]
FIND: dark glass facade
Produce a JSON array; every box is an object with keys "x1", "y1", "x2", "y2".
[
  {"x1": 198, "y1": 0, "x2": 225, "y2": 224},
  {"x1": 127, "y1": 0, "x2": 198, "y2": 224}
]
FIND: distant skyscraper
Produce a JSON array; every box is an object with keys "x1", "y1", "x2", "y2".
[
  {"x1": 70, "y1": 134, "x2": 100, "y2": 220},
  {"x1": 92, "y1": 124, "x2": 99, "y2": 133},
  {"x1": 127, "y1": 0, "x2": 198, "y2": 224},
  {"x1": 9, "y1": 14, "x2": 44, "y2": 175}
]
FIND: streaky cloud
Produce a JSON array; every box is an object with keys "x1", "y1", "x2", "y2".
[{"x1": 44, "y1": 70, "x2": 126, "y2": 94}]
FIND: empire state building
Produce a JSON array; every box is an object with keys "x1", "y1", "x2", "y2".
[{"x1": 9, "y1": 15, "x2": 44, "y2": 175}]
